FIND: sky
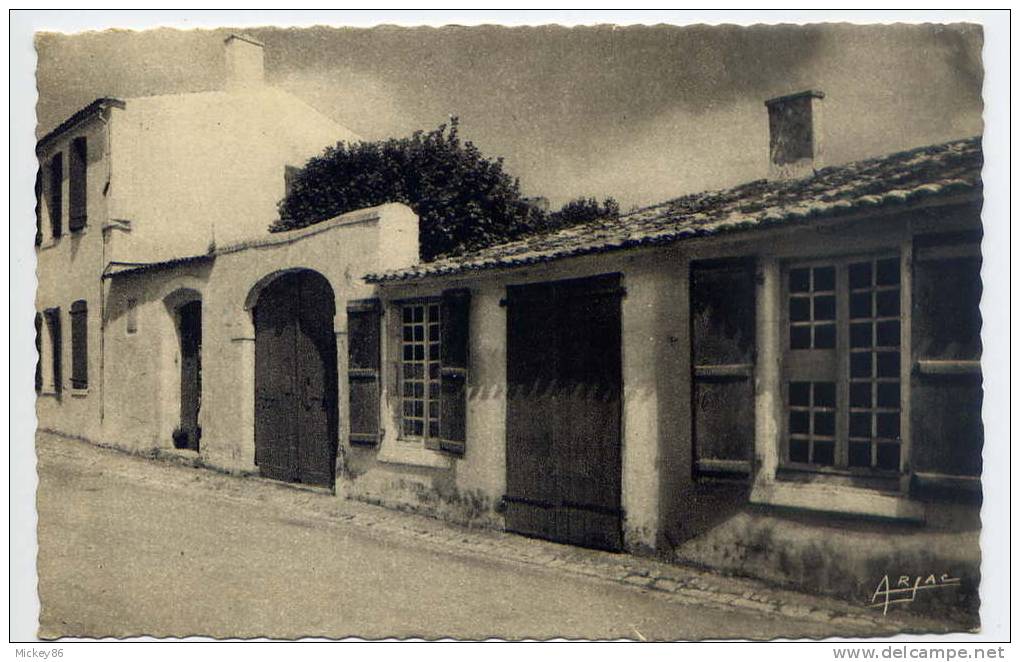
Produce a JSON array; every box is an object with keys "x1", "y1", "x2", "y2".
[{"x1": 35, "y1": 22, "x2": 984, "y2": 210}]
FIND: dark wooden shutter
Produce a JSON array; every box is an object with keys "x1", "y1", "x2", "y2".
[
  {"x1": 35, "y1": 313, "x2": 42, "y2": 392},
  {"x1": 46, "y1": 308, "x2": 62, "y2": 393},
  {"x1": 70, "y1": 300, "x2": 88, "y2": 389},
  {"x1": 690, "y1": 258, "x2": 757, "y2": 477},
  {"x1": 347, "y1": 299, "x2": 382, "y2": 446},
  {"x1": 35, "y1": 168, "x2": 42, "y2": 246},
  {"x1": 69, "y1": 137, "x2": 87, "y2": 232},
  {"x1": 910, "y1": 232, "x2": 983, "y2": 485},
  {"x1": 49, "y1": 154, "x2": 62, "y2": 238},
  {"x1": 432, "y1": 288, "x2": 470, "y2": 455}
]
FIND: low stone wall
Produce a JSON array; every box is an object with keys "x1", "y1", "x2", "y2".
[
  {"x1": 672, "y1": 500, "x2": 981, "y2": 623},
  {"x1": 338, "y1": 465, "x2": 505, "y2": 531}
]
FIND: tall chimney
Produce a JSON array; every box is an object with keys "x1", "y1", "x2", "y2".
[
  {"x1": 765, "y1": 90, "x2": 824, "y2": 180},
  {"x1": 224, "y1": 33, "x2": 264, "y2": 90}
]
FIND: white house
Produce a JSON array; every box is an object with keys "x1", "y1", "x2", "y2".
[
  {"x1": 35, "y1": 33, "x2": 360, "y2": 453},
  {"x1": 35, "y1": 37, "x2": 984, "y2": 615}
]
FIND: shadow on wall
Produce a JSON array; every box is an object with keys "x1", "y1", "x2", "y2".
[
  {"x1": 104, "y1": 261, "x2": 214, "y2": 328},
  {"x1": 674, "y1": 479, "x2": 752, "y2": 544}
]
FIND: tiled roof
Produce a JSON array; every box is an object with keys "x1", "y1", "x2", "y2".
[
  {"x1": 37, "y1": 97, "x2": 125, "y2": 152},
  {"x1": 102, "y1": 204, "x2": 391, "y2": 279},
  {"x1": 102, "y1": 255, "x2": 213, "y2": 279},
  {"x1": 365, "y1": 137, "x2": 982, "y2": 283}
]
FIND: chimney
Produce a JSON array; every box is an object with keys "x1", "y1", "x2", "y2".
[
  {"x1": 765, "y1": 90, "x2": 824, "y2": 180},
  {"x1": 224, "y1": 33, "x2": 264, "y2": 90}
]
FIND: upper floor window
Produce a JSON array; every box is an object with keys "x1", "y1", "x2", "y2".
[
  {"x1": 48, "y1": 153, "x2": 63, "y2": 239},
  {"x1": 69, "y1": 137, "x2": 87, "y2": 232}
]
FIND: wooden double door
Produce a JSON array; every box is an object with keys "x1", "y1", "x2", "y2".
[
  {"x1": 254, "y1": 271, "x2": 338, "y2": 487},
  {"x1": 505, "y1": 274, "x2": 624, "y2": 551}
]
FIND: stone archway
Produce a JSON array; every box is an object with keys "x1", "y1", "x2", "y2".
[{"x1": 251, "y1": 269, "x2": 338, "y2": 487}]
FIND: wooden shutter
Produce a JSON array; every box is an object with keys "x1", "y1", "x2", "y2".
[
  {"x1": 433, "y1": 288, "x2": 470, "y2": 455},
  {"x1": 35, "y1": 313, "x2": 42, "y2": 392},
  {"x1": 69, "y1": 137, "x2": 87, "y2": 232},
  {"x1": 35, "y1": 168, "x2": 42, "y2": 246},
  {"x1": 910, "y1": 232, "x2": 983, "y2": 484},
  {"x1": 49, "y1": 154, "x2": 62, "y2": 238},
  {"x1": 70, "y1": 300, "x2": 88, "y2": 389},
  {"x1": 46, "y1": 308, "x2": 62, "y2": 393},
  {"x1": 690, "y1": 258, "x2": 756, "y2": 477},
  {"x1": 347, "y1": 299, "x2": 382, "y2": 446}
]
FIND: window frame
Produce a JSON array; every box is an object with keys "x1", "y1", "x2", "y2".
[
  {"x1": 397, "y1": 298, "x2": 442, "y2": 445},
  {"x1": 779, "y1": 250, "x2": 908, "y2": 482}
]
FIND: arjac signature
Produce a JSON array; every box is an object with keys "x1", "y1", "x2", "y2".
[{"x1": 870, "y1": 573, "x2": 961, "y2": 615}]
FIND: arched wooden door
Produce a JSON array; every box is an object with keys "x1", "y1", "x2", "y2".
[{"x1": 254, "y1": 271, "x2": 338, "y2": 487}]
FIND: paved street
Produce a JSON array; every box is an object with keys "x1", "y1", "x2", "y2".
[{"x1": 36, "y1": 433, "x2": 933, "y2": 640}]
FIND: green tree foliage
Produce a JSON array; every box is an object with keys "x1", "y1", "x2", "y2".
[
  {"x1": 547, "y1": 196, "x2": 621, "y2": 231},
  {"x1": 273, "y1": 118, "x2": 546, "y2": 262}
]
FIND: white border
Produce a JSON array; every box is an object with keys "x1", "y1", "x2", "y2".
[{"x1": 8, "y1": 9, "x2": 1011, "y2": 648}]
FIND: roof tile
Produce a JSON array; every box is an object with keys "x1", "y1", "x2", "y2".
[{"x1": 366, "y1": 137, "x2": 982, "y2": 283}]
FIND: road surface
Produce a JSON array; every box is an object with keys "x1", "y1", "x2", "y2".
[{"x1": 37, "y1": 435, "x2": 875, "y2": 640}]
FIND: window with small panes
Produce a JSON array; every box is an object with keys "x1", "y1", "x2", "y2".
[
  {"x1": 783, "y1": 255, "x2": 903, "y2": 474},
  {"x1": 399, "y1": 301, "x2": 441, "y2": 441}
]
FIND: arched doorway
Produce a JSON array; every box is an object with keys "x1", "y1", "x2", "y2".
[
  {"x1": 253, "y1": 270, "x2": 338, "y2": 487},
  {"x1": 162, "y1": 287, "x2": 204, "y2": 453}
]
